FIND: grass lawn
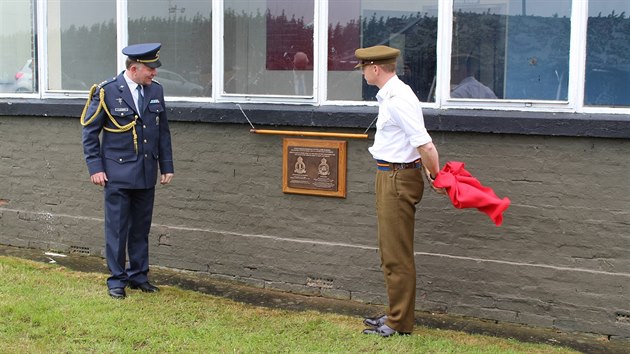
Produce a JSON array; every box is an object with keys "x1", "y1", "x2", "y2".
[{"x1": 0, "y1": 256, "x2": 578, "y2": 353}]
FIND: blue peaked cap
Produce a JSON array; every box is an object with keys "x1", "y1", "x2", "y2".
[{"x1": 122, "y1": 43, "x2": 162, "y2": 68}]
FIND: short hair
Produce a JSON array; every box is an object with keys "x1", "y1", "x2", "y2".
[
  {"x1": 125, "y1": 58, "x2": 146, "y2": 70},
  {"x1": 378, "y1": 63, "x2": 396, "y2": 73}
]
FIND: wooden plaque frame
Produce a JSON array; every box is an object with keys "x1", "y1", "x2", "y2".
[{"x1": 282, "y1": 138, "x2": 347, "y2": 198}]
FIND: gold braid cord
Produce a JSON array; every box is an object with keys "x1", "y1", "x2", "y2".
[
  {"x1": 79, "y1": 84, "x2": 138, "y2": 154},
  {"x1": 79, "y1": 84, "x2": 101, "y2": 126}
]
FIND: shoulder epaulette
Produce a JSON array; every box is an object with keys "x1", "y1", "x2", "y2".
[
  {"x1": 97, "y1": 76, "x2": 117, "y2": 89},
  {"x1": 151, "y1": 78, "x2": 161, "y2": 86}
]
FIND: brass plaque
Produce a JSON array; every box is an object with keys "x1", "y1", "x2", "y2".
[{"x1": 283, "y1": 138, "x2": 347, "y2": 198}]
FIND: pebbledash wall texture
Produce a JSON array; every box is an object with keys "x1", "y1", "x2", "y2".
[{"x1": 0, "y1": 103, "x2": 629, "y2": 342}]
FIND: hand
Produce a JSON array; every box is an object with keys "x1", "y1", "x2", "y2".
[
  {"x1": 431, "y1": 182, "x2": 447, "y2": 195},
  {"x1": 423, "y1": 167, "x2": 446, "y2": 195},
  {"x1": 160, "y1": 173, "x2": 174, "y2": 185},
  {"x1": 90, "y1": 172, "x2": 108, "y2": 186}
]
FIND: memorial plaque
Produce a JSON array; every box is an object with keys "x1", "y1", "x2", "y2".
[{"x1": 283, "y1": 138, "x2": 347, "y2": 198}]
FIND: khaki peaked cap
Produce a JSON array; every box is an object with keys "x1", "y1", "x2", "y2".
[{"x1": 354, "y1": 45, "x2": 400, "y2": 68}]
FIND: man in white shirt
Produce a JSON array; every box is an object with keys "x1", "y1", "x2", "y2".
[{"x1": 355, "y1": 45, "x2": 442, "y2": 337}]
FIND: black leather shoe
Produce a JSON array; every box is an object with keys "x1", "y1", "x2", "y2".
[
  {"x1": 362, "y1": 324, "x2": 410, "y2": 337},
  {"x1": 363, "y1": 314, "x2": 387, "y2": 328},
  {"x1": 108, "y1": 287, "x2": 126, "y2": 299},
  {"x1": 129, "y1": 282, "x2": 159, "y2": 293}
]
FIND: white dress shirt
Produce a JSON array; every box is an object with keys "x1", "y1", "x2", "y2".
[
  {"x1": 123, "y1": 71, "x2": 143, "y2": 113},
  {"x1": 368, "y1": 75, "x2": 432, "y2": 163}
]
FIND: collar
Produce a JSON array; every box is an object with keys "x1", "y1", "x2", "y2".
[
  {"x1": 376, "y1": 75, "x2": 400, "y2": 102},
  {"x1": 460, "y1": 76, "x2": 478, "y2": 84},
  {"x1": 123, "y1": 71, "x2": 140, "y2": 92}
]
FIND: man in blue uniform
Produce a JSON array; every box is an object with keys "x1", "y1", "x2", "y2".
[{"x1": 81, "y1": 43, "x2": 174, "y2": 299}]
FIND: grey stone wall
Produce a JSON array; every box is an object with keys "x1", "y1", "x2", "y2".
[{"x1": 1, "y1": 115, "x2": 629, "y2": 340}]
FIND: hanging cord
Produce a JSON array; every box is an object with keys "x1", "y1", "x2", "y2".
[
  {"x1": 363, "y1": 114, "x2": 378, "y2": 134},
  {"x1": 238, "y1": 104, "x2": 369, "y2": 139}
]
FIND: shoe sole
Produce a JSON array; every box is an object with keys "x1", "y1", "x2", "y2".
[
  {"x1": 129, "y1": 285, "x2": 159, "y2": 292},
  {"x1": 362, "y1": 329, "x2": 411, "y2": 337}
]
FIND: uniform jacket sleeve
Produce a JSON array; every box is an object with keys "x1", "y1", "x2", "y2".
[
  {"x1": 157, "y1": 90, "x2": 174, "y2": 174},
  {"x1": 81, "y1": 85, "x2": 107, "y2": 176}
]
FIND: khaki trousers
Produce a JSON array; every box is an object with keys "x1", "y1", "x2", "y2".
[{"x1": 375, "y1": 167, "x2": 424, "y2": 333}]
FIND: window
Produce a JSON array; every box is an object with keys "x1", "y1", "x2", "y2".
[
  {"x1": 327, "y1": 0, "x2": 439, "y2": 102},
  {"x1": 223, "y1": 0, "x2": 314, "y2": 97},
  {"x1": 128, "y1": 0, "x2": 212, "y2": 97},
  {"x1": 47, "y1": 0, "x2": 116, "y2": 92},
  {"x1": 0, "y1": 0, "x2": 36, "y2": 93},
  {"x1": 451, "y1": 0, "x2": 572, "y2": 101},
  {"x1": 585, "y1": 0, "x2": 630, "y2": 107},
  {"x1": 4, "y1": 0, "x2": 629, "y2": 115}
]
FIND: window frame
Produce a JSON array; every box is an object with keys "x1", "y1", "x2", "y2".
[{"x1": 213, "y1": 0, "x2": 320, "y2": 105}]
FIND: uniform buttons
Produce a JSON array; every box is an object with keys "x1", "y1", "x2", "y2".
[
  {"x1": 119, "y1": 158, "x2": 123, "y2": 162},
  {"x1": 144, "y1": 154, "x2": 148, "y2": 158},
  {"x1": 143, "y1": 139, "x2": 147, "y2": 143},
  {"x1": 143, "y1": 125, "x2": 147, "y2": 128}
]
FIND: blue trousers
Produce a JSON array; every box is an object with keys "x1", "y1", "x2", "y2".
[{"x1": 104, "y1": 187, "x2": 155, "y2": 289}]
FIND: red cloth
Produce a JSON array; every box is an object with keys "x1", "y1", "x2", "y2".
[{"x1": 433, "y1": 161, "x2": 510, "y2": 226}]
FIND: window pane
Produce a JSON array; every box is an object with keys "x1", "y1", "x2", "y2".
[
  {"x1": 1, "y1": 0, "x2": 36, "y2": 93},
  {"x1": 47, "y1": 0, "x2": 116, "y2": 91},
  {"x1": 452, "y1": 0, "x2": 571, "y2": 101},
  {"x1": 224, "y1": 0, "x2": 314, "y2": 96},
  {"x1": 129, "y1": 1, "x2": 211, "y2": 97},
  {"x1": 585, "y1": 1, "x2": 630, "y2": 107},
  {"x1": 328, "y1": 0, "x2": 438, "y2": 102}
]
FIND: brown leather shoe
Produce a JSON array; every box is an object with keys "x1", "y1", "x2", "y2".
[
  {"x1": 129, "y1": 282, "x2": 159, "y2": 293},
  {"x1": 108, "y1": 287, "x2": 126, "y2": 299}
]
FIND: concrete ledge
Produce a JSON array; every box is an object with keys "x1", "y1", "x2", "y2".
[{"x1": 1, "y1": 98, "x2": 629, "y2": 138}]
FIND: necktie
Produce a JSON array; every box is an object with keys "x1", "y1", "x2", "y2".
[{"x1": 136, "y1": 85, "x2": 144, "y2": 114}]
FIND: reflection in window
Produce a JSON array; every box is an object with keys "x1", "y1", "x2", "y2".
[
  {"x1": 452, "y1": 0, "x2": 571, "y2": 101},
  {"x1": 129, "y1": 1, "x2": 211, "y2": 97},
  {"x1": 47, "y1": 0, "x2": 115, "y2": 91},
  {"x1": 585, "y1": 1, "x2": 630, "y2": 107},
  {"x1": 328, "y1": 0, "x2": 438, "y2": 102},
  {"x1": 224, "y1": 0, "x2": 314, "y2": 96},
  {"x1": 0, "y1": 0, "x2": 36, "y2": 93}
]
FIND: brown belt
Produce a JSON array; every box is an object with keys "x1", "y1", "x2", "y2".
[{"x1": 376, "y1": 159, "x2": 421, "y2": 171}]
